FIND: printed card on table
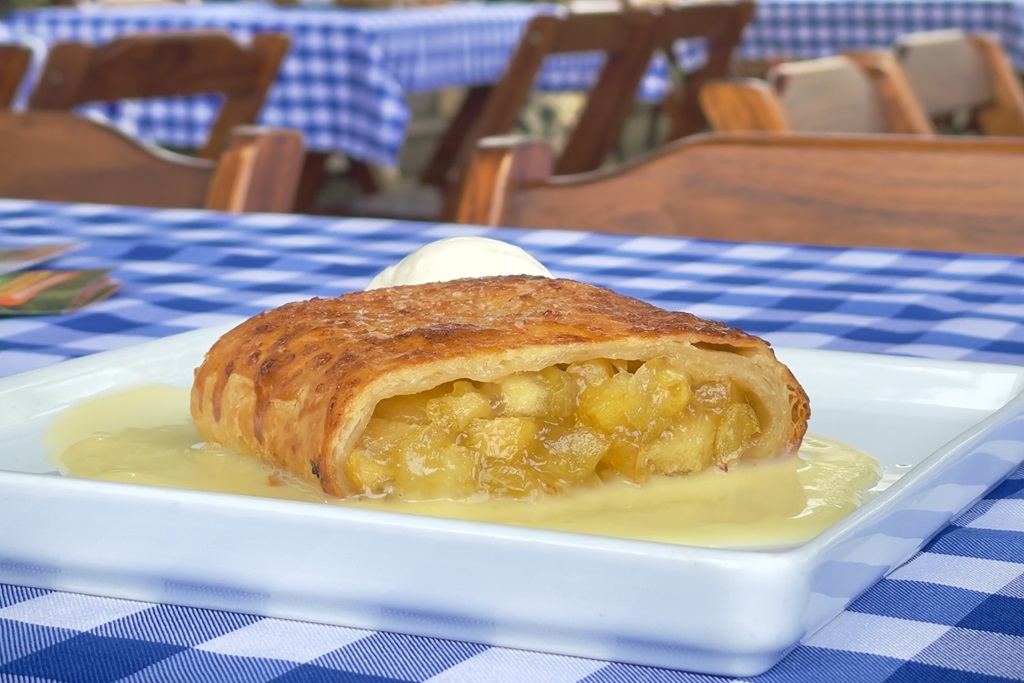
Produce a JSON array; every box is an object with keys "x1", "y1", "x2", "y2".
[
  {"x1": 0, "y1": 243, "x2": 83, "y2": 276},
  {"x1": 0, "y1": 269, "x2": 121, "y2": 316}
]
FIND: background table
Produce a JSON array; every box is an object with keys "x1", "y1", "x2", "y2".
[
  {"x1": 1, "y1": 199, "x2": 1023, "y2": 682},
  {"x1": 742, "y1": 0, "x2": 1024, "y2": 65},
  {"x1": 2, "y1": 2, "x2": 555, "y2": 167},
  {"x1": 8, "y1": 0, "x2": 1024, "y2": 170},
  {"x1": 1, "y1": 1, "x2": 596, "y2": 168}
]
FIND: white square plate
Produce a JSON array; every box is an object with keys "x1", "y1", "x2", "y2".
[{"x1": 1, "y1": 323, "x2": 1023, "y2": 676}]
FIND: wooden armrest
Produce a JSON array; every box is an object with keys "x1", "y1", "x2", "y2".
[
  {"x1": 454, "y1": 135, "x2": 554, "y2": 226},
  {"x1": 209, "y1": 127, "x2": 305, "y2": 213},
  {"x1": 699, "y1": 78, "x2": 791, "y2": 132}
]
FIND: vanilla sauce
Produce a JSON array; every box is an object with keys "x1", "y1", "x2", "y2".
[{"x1": 47, "y1": 384, "x2": 884, "y2": 549}]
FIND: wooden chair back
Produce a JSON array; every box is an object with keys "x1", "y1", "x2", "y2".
[
  {"x1": 420, "y1": 1, "x2": 663, "y2": 194},
  {"x1": 894, "y1": 29, "x2": 1024, "y2": 136},
  {"x1": 349, "y1": 0, "x2": 752, "y2": 222},
  {"x1": 0, "y1": 111, "x2": 304, "y2": 213},
  {"x1": 27, "y1": 31, "x2": 290, "y2": 159},
  {"x1": 656, "y1": 0, "x2": 755, "y2": 140},
  {"x1": 455, "y1": 133, "x2": 1024, "y2": 256},
  {"x1": 700, "y1": 52, "x2": 933, "y2": 134},
  {"x1": 0, "y1": 43, "x2": 34, "y2": 109}
]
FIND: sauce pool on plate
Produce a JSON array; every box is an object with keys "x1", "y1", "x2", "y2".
[{"x1": 47, "y1": 384, "x2": 884, "y2": 549}]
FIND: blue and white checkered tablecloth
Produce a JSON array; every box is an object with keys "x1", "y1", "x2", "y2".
[
  {"x1": 744, "y1": 0, "x2": 1024, "y2": 64},
  {"x1": 1, "y1": 199, "x2": 1024, "y2": 682},
  {"x1": 1, "y1": 1, "x2": 574, "y2": 167}
]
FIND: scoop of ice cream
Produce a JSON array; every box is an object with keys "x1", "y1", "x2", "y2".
[{"x1": 366, "y1": 237, "x2": 552, "y2": 290}]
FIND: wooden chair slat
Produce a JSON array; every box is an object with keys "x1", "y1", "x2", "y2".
[
  {"x1": 27, "y1": 31, "x2": 290, "y2": 159},
  {"x1": 0, "y1": 43, "x2": 34, "y2": 109}
]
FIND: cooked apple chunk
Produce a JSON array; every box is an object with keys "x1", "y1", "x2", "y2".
[{"x1": 344, "y1": 355, "x2": 767, "y2": 500}]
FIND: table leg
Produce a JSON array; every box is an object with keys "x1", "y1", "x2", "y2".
[
  {"x1": 347, "y1": 160, "x2": 382, "y2": 195},
  {"x1": 292, "y1": 152, "x2": 383, "y2": 214},
  {"x1": 292, "y1": 151, "x2": 329, "y2": 213}
]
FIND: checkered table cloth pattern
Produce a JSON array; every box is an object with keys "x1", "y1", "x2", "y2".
[
  {"x1": 743, "y1": 0, "x2": 1024, "y2": 65},
  {"x1": 1, "y1": 1, "x2": 573, "y2": 167},
  {"x1": 1, "y1": 199, "x2": 1023, "y2": 682}
]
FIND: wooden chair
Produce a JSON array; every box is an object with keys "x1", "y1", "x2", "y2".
[
  {"x1": 348, "y1": 0, "x2": 753, "y2": 222},
  {"x1": 422, "y1": 1, "x2": 662, "y2": 184},
  {"x1": 655, "y1": 0, "x2": 755, "y2": 140},
  {"x1": 347, "y1": 0, "x2": 664, "y2": 221},
  {"x1": 0, "y1": 43, "x2": 34, "y2": 109},
  {"x1": 0, "y1": 111, "x2": 305, "y2": 213},
  {"x1": 455, "y1": 133, "x2": 1024, "y2": 256},
  {"x1": 427, "y1": 0, "x2": 757, "y2": 181},
  {"x1": 700, "y1": 52, "x2": 933, "y2": 134},
  {"x1": 894, "y1": 29, "x2": 1024, "y2": 136},
  {"x1": 27, "y1": 31, "x2": 291, "y2": 160}
]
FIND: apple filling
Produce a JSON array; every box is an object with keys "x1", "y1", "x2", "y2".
[{"x1": 344, "y1": 356, "x2": 764, "y2": 501}]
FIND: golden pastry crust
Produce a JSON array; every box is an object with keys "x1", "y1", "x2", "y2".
[{"x1": 191, "y1": 276, "x2": 810, "y2": 497}]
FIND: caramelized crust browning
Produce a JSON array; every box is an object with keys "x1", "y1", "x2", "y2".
[{"x1": 191, "y1": 276, "x2": 810, "y2": 498}]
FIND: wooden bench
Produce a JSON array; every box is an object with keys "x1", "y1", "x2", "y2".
[
  {"x1": 455, "y1": 132, "x2": 1024, "y2": 256},
  {"x1": 0, "y1": 111, "x2": 304, "y2": 213}
]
